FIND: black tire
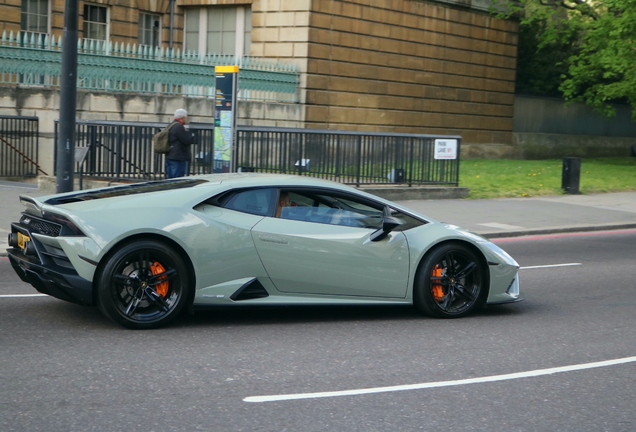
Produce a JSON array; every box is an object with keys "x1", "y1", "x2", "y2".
[
  {"x1": 97, "y1": 240, "x2": 190, "y2": 329},
  {"x1": 414, "y1": 243, "x2": 486, "y2": 318}
]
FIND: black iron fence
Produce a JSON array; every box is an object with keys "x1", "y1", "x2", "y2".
[
  {"x1": 0, "y1": 115, "x2": 42, "y2": 177},
  {"x1": 236, "y1": 127, "x2": 460, "y2": 186},
  {"x1": 54, "y1": 120, "x2": 220, "y2": 182},
  {"x1": 54, "y1": 120, "x2": 461, "y2": 186}
]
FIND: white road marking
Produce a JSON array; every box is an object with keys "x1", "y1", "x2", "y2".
[
  {"x1": 244, "y1": 356, "x2": 636, "y2": 403},
  {"x1": 520, "y1": 263, "x2": 582, "y2": 270},
  {"x1": 0, "y1": 294, "x2": 48, "y2": 298},
  {"x1": 478, "y1": 222, "x2": 525, "y2": 230}
]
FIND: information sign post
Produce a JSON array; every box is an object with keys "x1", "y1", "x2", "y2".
[{"x1": 214, "y1": 66, "x2": 239, "y2": 173}]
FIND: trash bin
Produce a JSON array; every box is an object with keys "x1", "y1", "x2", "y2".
[{"x1": 562, "y1": 157, "x2": 581, "y2": 194}]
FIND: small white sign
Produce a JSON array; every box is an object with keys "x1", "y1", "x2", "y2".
[{"x1": 434, "y1": 139, "x2": 458, "y2": 160}]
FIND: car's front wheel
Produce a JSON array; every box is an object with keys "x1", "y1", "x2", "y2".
[
  {"x1": 414, "y1": 243, "x2": 486, "y2": 318},
  {"x1": 97, "y1": 240, "x2": 190, "y2": 329}
]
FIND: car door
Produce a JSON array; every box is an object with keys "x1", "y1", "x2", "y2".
[{"x1": 251, "y1": 189, "x2": 410, "y2": 298}]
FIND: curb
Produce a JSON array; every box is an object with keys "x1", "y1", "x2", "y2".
[
  {"x1": 478, "y1": 222, "x2": 636, "y2": 239},
  {"x1": 358, "y1": 186, "x2": 470, "y2": 201}
]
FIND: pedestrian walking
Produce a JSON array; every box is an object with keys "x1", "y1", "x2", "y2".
[{"x1": 165, "y1": 109, "x2": 195, "y2": 179}]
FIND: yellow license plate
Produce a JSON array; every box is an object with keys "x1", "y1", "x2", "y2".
[{"x1": 17, "y1": 232, "x2": 31, "y2": 249}]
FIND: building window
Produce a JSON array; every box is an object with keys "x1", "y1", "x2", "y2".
[
  {"x1": 185, "y1": 6, "x2": 251, "y2": 57},
  {"x1": 21, "y1": 0, "x2": 49, "y2": 34},
  {"x1": 139, "y1": 13, "x2": 161, "y2": 47},
  {"x1": 243, "y1": 8, "x2": 251, "y2": 56},
  {"x1": 207, "y1": 7, "x2": 236, "y2": 54},
  {"x1": 83, "y1": 4, "x2": 108, "y2": 41}
]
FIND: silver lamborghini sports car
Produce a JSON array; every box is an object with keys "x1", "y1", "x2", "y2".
[{"x1": 7, "y1": 174, "x2": 521, "y2": 329}]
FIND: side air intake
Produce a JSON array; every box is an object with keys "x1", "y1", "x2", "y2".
[{"x1": 230, "y1": 279, "x2": 269, "y2": 301}]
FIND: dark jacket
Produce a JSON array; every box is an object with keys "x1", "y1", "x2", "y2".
[{"x1": 166, "y1": 121, "x2": 194, "y2": 161}]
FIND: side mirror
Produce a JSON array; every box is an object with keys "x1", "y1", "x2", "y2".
[{"x1": 370, "y1": 207, "x2": 404, "y2": 242}]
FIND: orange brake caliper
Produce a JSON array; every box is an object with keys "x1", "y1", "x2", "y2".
[
  {"x1": 431, "y1": 265, "x2": 445, "y2": 301},
  {"x1": 150, "y1": 262, "x2": 169, "y2": 298}
]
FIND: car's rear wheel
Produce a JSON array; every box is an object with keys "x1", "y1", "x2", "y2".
[
  {"x1": 414, "y1": 243, "x2": 486, "y2": 318},
  {"x1": 97, "y1": 240, "x2": 190, "y2": 329}
]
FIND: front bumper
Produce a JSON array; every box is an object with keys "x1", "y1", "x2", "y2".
[{"x1": 7, "y1": 220, "x2": 94, "y2": 306}]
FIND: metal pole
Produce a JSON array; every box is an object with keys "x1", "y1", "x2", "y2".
[
  {"x1": 169, "y1": 0, "x2": 175, "y2": 49},
  {"x1": 56, "y1": 0, "x2": 79, "y2": 193}
]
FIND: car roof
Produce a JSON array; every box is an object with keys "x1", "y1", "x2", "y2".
[
  {"x1": 32, "y1": 173, "x2": 361, "y2": 208},
  {"x1": 200, "y1": 173, "x2": 352, "y2": 189}
]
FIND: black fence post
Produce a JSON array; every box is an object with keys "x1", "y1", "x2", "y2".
[
  {"x1": 116, "y1": 125, "x2": 123, "y2": 181},
  {"x1": 356, "y1": 135, "x2": 362, "y2": 187}
]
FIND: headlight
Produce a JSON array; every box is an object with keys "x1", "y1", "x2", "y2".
[{"x1": 481, "y1": 242, "x2": 519, "y2": 267}]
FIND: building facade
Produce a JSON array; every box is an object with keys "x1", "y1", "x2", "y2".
[{"x1": 0, "y1": 0, "x2": 519, "y2": 158}]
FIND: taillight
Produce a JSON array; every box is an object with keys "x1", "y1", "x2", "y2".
[{"x1": 42, "y1": 211, "x2": 86, "y2": 236}]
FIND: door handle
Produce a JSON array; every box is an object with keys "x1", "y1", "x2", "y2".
[{"x1": 258, "y1": 234, "x2": 288, "y2": 245}]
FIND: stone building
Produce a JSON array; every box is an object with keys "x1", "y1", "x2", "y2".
[{"x1": 0, "y1": 0, "x2": 519, "y2": 160}]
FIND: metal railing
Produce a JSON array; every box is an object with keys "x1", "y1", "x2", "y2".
[
  {"x1": 55, "y1": 120, "x2": 461, "y2": 187},
  {"x1": 0, "y1": 115, "x2": 43, "y2": 178},
  {"x1": 0, "y1": 31, "x2": 299, "y2": 102},
  {"x1": 54, "y1": 120, "x2": 219, "y2": 182},
  {"x1": 236, "y1": 127, "x2": 460, "y2": 186}
]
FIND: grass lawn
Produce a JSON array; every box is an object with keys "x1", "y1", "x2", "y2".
[{"x1": 459, "y1": 158, "x2": 636, "y2": 199}]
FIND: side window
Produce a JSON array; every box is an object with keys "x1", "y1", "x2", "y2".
[
  {"x1": 222, "y1": 188, "x2": 275, "y2": 216},
  {"x1": 278, "y1": 190, "x2": 384, "y2": 229},
  {"x1": 276, "y1": 189, "x2": 426, "y2": 231},
  {"x1": 389, "y1": 209, "x2": 426, "y2": 231}
]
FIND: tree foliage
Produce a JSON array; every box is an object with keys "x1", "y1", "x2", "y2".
[
  {"x1": 496, "y1": 0, "x2": 636, "y2": 119},
  {"x1": 515, "y1": 17, "x2": 579, "y2": 97}
]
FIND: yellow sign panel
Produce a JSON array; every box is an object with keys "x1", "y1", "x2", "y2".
[{"x1": 215, "y1": 66, "x2": 239, "y2": 74}]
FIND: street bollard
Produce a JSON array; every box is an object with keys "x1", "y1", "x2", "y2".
[{"x1": 562, "y1": 157, "x2": 581, "y2": 194}]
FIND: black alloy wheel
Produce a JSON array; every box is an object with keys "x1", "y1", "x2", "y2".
[
  {"x1": 97, "y1": 240, "x2": 190, "y2": 329},
  {"x1": 414, "y1": 243, "x2": 486, "y2": 318}
]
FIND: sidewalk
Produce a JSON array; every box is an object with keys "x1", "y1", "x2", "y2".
[
  {"x1": 393, "y1": 192, "x2": 636, "y2": 238},
  {"x1": 2, "y1": 180, "x2": 636, "y2": 256}
]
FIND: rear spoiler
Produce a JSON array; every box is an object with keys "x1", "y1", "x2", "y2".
[{"x1": 19, "y1": 195, "x2": 44, "y2": 218}]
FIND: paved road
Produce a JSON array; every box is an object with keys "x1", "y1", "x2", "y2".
[{"x1": 1, "y1": 231, "x2": 635, "y2": 431}]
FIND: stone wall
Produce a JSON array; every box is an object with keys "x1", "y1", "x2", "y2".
[
  {"x1": 0, "y1": 86, "x2": 303, "y2": 175},
  {"x1": 250, "y1": 0, "x2": 518, "y2": 153},
  {"x1": 302, "y1": 0, "x2": 517, "y2": 146},
  {"x1": 250, "y1": 0, "x2": 311, "y2": 103}
]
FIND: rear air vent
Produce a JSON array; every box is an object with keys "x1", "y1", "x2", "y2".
[
  {"x1": 230, "y1": 279, "x2": 269, "y2": 301},
  {"x1": 20, "y1": 215, "x2": 62, "y2": 237}
]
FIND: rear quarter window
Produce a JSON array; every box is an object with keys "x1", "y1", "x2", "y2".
[{"x1": 221, "y1": 188, "x2": 276, "y2": 216}]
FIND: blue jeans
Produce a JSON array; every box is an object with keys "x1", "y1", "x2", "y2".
[{"x1": 165, "y1": 160, "x2": 189, "y2": 179}]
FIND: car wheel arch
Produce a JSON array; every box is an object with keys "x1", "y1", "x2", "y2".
[
  {"x1": 413, "y1": 239, "x2": 490, "y2": 303},
  {"x1": 92, "y1": 233, "x2": 197, "y2": 307}
]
